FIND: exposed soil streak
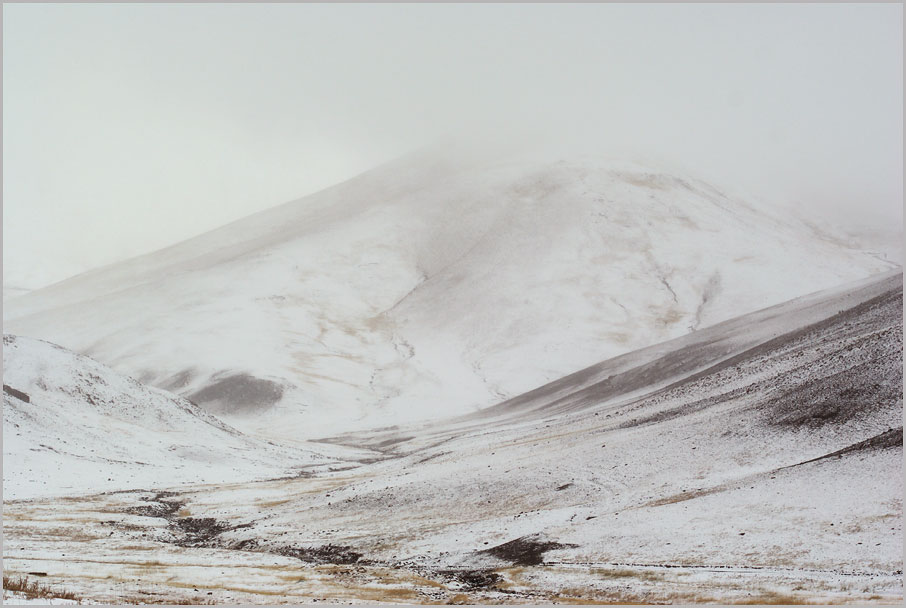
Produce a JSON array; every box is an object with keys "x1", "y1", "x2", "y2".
[
  {"x1": 782, "y1": 427, "x2": 903, "y2": 469},
  {"x1": 123, "y1": 492, "x2": 234, "y2": 547},
  {"x1": 480, "y1": 535, "x2": 577, "y2": 566}
]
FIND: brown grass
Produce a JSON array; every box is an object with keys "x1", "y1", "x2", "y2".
[
  {"x1": 3, "y1": 525, "x2": 106, "y2": 542},
  {"x1": 731, "y1": 593, "x2": 813, "y2": 605},
  {"x1": 256, "y1": 497, "x2": 294, "y2": 508},
  {"x1": 118, "y1": 593, "x2": 218, "y2": 605},
  {"x1": 3, "y1": 574, "x2": 80, "y2": 601},
  {"x1": 590, "y1": 567, "x2": 665, "y2": 582},
  {"x1": 553, "y1": 594, "x2": 649, "y2": 606}
]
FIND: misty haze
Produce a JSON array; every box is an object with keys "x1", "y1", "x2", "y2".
[{"x1": 2, "y1": 3, "x2": 903, "y2": 605}]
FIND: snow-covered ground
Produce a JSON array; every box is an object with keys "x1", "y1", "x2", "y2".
[
  {"x1": 2, "y1": 335, "x2": 369, "y2": 501},
  {"x1": 3, "y1": 271, "x2": 901, "y2": 604},
  {"x1": 2, "y1": 590, "x2": 84, "y2": 605},
  {"x1": 3, "y1": 147, "x2": 897, "y2": 441}
]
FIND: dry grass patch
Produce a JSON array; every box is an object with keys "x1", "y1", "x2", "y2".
[
  {"x1": 590, "y1": 567, "x2": 666, "y2": 582},
  {"x1": 731, "y1": 591, "x2": 841, "y2": 605},
  {"x1": 4, "y1": 525, "x2": 106, "y2": 542},
  {"x1": 445, "y1": 593, "x2": 472, "y2": 604},
  {"x1": 3, "y1": 574, "x2": 80, "y2": 601},
  {"x1": 553, "y1": 593, "x2": 648, "y2": 605},
  {"x1": 256, "y1": 497, "x2": 295, "y2": 508}
]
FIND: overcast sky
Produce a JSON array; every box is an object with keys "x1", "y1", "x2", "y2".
[{"x1": 3, "y1": 3, "x2": 903, "y2": 290}]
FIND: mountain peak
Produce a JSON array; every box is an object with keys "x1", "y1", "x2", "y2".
[{"x1": 4, "y1": 152, "x2": 894, "y2": 440}]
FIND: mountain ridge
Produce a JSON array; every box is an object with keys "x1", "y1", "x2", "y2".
[{"x1": 3, "y1": 148, "x2": 897, "y2": 440}]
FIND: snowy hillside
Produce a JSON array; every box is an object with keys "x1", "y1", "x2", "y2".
[
  {"x1": 2, "y1": 286, "x2": 31, "y2": 302},
  {"x1": 3, "y1": 147, "x2": 897, "y2": 440},
  {"x1": 2, "y1": 335, "x2": 361, "y2": 500},
  {"x1": 3, "y1": 271, "x2": 900, "y2": 604}
]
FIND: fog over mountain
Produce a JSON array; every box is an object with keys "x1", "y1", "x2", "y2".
[
  {"x1": 3, "y1": 144, "x2": 898, "y2": 440},
  {"x1": 3, "y1": 2, "x2": 902, "y2": 291}
]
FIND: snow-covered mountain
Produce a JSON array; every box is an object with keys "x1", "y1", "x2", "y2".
[
  {"x1": 3, "y1": 270, "x2": 901, "y2": 604},
  {"x1": 2, "y1": 147, "x2": 896, "y2": 440},
  {"x1": 2, "y1": 335, "x2": 361, "y2": 500}
]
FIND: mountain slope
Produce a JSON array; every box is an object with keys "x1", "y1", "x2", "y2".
[
  {"x1": 3, "y1": 271, "x2": 901, "y2": 604},
  {"x1": 326, "y1": 268, "x2": 904, "y2": 448},
  {"x1": 2, "y1": 335, "x2": 360, "y2": 500},
  {"x1": 168, "y1": 270, "x2": 904, "y2": 599},
  {"x1": 3, "y1": 147, "x2": 896, "y2": 440}
]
